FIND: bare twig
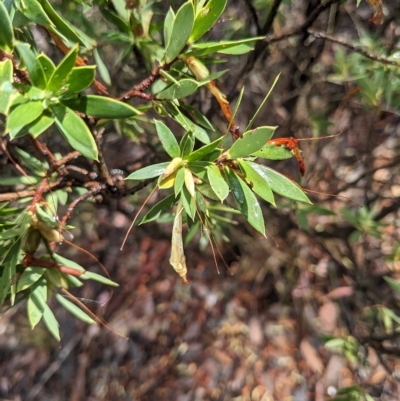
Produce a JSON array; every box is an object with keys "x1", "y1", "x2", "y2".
[{"x1": 308, "y1": 29, "x2": 400, "y2": 67}]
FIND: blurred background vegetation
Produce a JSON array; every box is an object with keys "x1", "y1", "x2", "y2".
[{"x1": 1, "y1": 0, "x2": 400, "y2": 400}]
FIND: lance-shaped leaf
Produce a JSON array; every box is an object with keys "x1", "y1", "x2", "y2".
[
  {"x1": 181, "y1": 186, "x2": 196, "y2": 220},
  {"x1": 52, "y1": 103, "x2": 98, "y2": 160},
  {"x1": 155, "y1": 119, "x2": 180, "y2": 158},
  {"x1": 37, "y1": 54, "x2": 56, "y2": 82},
  {"x1": 180, "y1": 132, "x2": 195, "y2": 158},
  {"x1": 61, "y1": 95, "x2": 140, "y2": 119},
  {"x1": 65, "y1": 66, "x2": 96, "y2": 93},
  {"x1": 156, "y1": 79, "x2": 198, "y2": 100},
  {"x1": 227, "y1": 126, "x2": 276, "y2": 159},
  {"x1": 0, "y1": 59, "x2": 14, "y2": 115},
  {"x1": 18, "y1": 0, "x2": 54, "y2": 26},
  {"x1": 207, "y1": 164, "x2": 229, "y2": 202},
  {"x1": 0, "y1": 2, "x2": 14, "y2": 52},
  {"x1": 252, "y1": 143, "x2": 293, "y2": 160},
  {"x1": 245, "y1": 161, "x2": 311, "y2": 203},
  {"x1": 16, "y1": 43, "x2": 47, "y2": 89},
  {"x1": 43, "y1": 304, "x2": 60, "y2": 341},
  {"x1": 163, "y1": 7, "x2": 175, "y2": 47},
  {"x1": 55, "y1": 293, "x2": 95, "y2": 324},
  {"x1": 224, "y1": 168, "x2": 265, "y2": 235},
  {"x1": 27, "y1": 279, "x2": 47, "y2": 329},
  {"x1": 140, "y1": 193, "x2": 177, "y2": 224},
  {"x1": 46, "y1": 45, "x2": 78, "y2": 93},
  {"x1": 6, "y1": 100, "x2": 44, "y2": 137},
  {"x1": 187, "y1": 37, "x2": 262, "y2": 57},
  {"x1": 80, "y1": 271, "x2": 119, "y2": 287},
  {"x1": 17, "y1": 266, "x2": 46, "y2": 292},
  {"x1": 174, "y1": 167, "x2": 185, "y2": 196},
  {"x1": 238, "y1": 160, "x2": 275, "y2": 206},
  {"x1": 164, "y1": 1, "x2": 194, "y2": 63},
  {"x1": 188, "y1": 137, "x2": 223, "y2": 161},
  {"x1": 126, "y1": 161, "x2": 171, "y2": 180},
  {"x1": 189, "y1": 0, "x2": 228, "y2": 43}
]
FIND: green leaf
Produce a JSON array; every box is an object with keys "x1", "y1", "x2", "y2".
[
  {"x1": 181, "y1": 186, "x2": 196, "y2": 220},
  {"x1": 52, "y1": 103, "x2": 98, "y2": 160},
  {"x1": 28, "y1": 112, "x2": 55, "y2": 138},
  {"x1": 64, "y1": 66, "x2": 96, "y2": 93},
  {"x1": 47, "y1": 45, "x2": 78, "y2": 93},
  {"x1": 165, "y1": 102, "x2": 210, "y2": 144},
  {"x1": 27, "y1": 279, "x2": 47, "y2": 329},
  {"x1": 37, "y1": 54, "x2": 56, "y2": 82},
  {"x1": 238, "y1": 160, "x2": 275, "y2": 206},
  {"x1": 61, "y1": 95, "x2": 140, "y2": 119},
  {"x1": 227, "y1": 126, "x2": 276, "y2": 159},
  {"x1": 207, "y1": 165, "x2": 229, "y2": 202},
  {"x1": 18, "y1": 0, "x2": 54, "y2": 27},
  {"x1": 38, "y1": 0, "x2": 86, "y2": 46},
  {"x1": 187, "y1": 37, "x2": 262, "y2": 57},
  {"x1": 0, "y1": 1, "x2": 14, "y2": 52},
  {"x1": 6, "y1": 100, "x2": 44, "y2": 137},
  {"x1": 245, "y1": 161, "x2": 311, "y2": 203},
  {"x1": 80, "y1": 271, "x2": 119, "y2": 287},
  {"x1": 0, "y1": 239, "x2": 21, "y2": 307},
  {"x1": 93, "y1": 47, "x2": 111, "y2": 85},
  {"x1": 174, "y1": 167, "x2": 185, "y2": 196},
  {"x1": 187, "y1": 137, "x2": 223, "y2": 161},
  {"x1": 0, "y1": 59, "x2": 13, "y2": 114},
  {"x1": 179, "y1": 103, "x2": 215, "y2": 131},
  {"x1": 42, "y1": 304, "x2": 60, "y2": 341},
  {"x1": 16, "y1": 42, "x2": 47, "y2": 89},
  {"x1": 52, "y1": 253, "x2": 85, "y2": 272},
  {"x1": 384, "y1": 276, "x2": 400, "y2": 293},
  {"x1": 224, "y1": 168, "x2": 265, "y2": 235},
  {"x1": 163, "y1": 7, "x2": 175, "y2": 48},
  {"x1": 126, "y1": 161, "x2": 171, "y2": 180},
  {"x1": 189, "y1": 0, "x2": 228, "y2": 43},
  {"x1": 154, "y1": 119, "x2": 180, "y2": 158},
  {"x1": 164, "y1": 1, "x2": 194, "y2": 63},
  {"x1": 180, "y1": 132, "x2": 195, "y2": 158},
  {"x1": 55, "y1": 293, "x2": 95, "y2": 324},
  {"x1": 156, "y1": 79, "x2": 198, "y2": 100},
  {"x1": 252, "y1": 143, "x2": 293, "y2": 160},
  {"x1": 17, "y1": 266, "x2": 46, "y2": 292},
  {"x1": 139, "y1": 193, "x2": 176, "y2": 224}
]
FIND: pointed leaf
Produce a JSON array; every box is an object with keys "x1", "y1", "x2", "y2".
[
  {"x1": 80, "y1": 271, "x2": 119, "y2": 286},
  {"x1": 227, "y1": 126, "x2": 276, "y2": 159},
  {"x1": 140, "y1": 193, "x2": 177, "y2": 224},
  {"x1": 174, "y1": 167, "x2": 185, "y2": 196},
  {"x1": 18, "y1": 0, "x2": 54, "y2": 26},
  {"x1": 207, "y1": 165, "x2": 229, "y2": 202},
  {"x1": 126, "y1": 161, "x2": 171, "y2": 180},
  {"x1": 224, "y1": 168, "x2": 265, "y2": 235},
  {"x1": 55, "y1": 293, "x2": 95, "y2": 324},
  {"x1": 17, "y1": 266, "x2": 46, "y2": 292},
  {"x1": 181, "y1": 186, "x2": 196, "y2": 220},
  {"x1": 6, "y1": 100, "x2": 44, "y2": 137},
  {"x1": 37, "y1": 54, "x2": 56, "y2": 82},
  {"x1": 189, "y1": 0, "x2": 228, "y2": 43},
  {"x1": 155, "y1": 119, "x2": 180, "y2": 158},
  {"x1": 28, "y1": 112, "x2": 55, "y2": 138},
  {"x1": 27, "y1": 279, "x2": 47, "y2": 329},
  {"x1": 65, "y1": 66, "x2": 96, "y2": 93},
  {"x1": 188, "y1": 137, "x2": 223, "y2": 161},
  {"x1": 16, "y1": 43, "x2": 47, "y2": 89},
  {"x1": 52, "y1": 103, "x2": 98, "y2": 160},
  {"x1": 61, "y1": 95, "x2": 140, "y2": 119},
  {"x1": 238, "y1": 160, "x2": 275, "y2": 206},
  {"x1": 163, "y1": 7, "x2": 175, "y2": 47},
  {"x1": 180, "y1": 132, "x2": 195, "y2": 158},
  {"x1": 252, "y1": 143, "x2": 293, "y2": 159},
  {"x1": 43, "y1": 304, "x2": 60, "y2": 341},
  {"x1": 93, "y1": 47, "x2": 111, "y2": 85},
  {"x1": 156, "y1": 79, "x2": 198, "y2": 100},
  {"x1": 165, "y1": 1, "x2": 194, "y2": 63},
  {"x1": 245, "y1": 161, "x2": 311, "y2": 203},
  {"x1": 47, "y1": 45, "x2": 78, "y2": 93},
  {"x1": 0, "y1": 59, "x2": 14, "y2": 114},
  {"x1": 0, "y1": 2, "x2": 14, "y2": 52}
]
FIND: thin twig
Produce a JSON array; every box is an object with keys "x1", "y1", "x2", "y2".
[{"x1": 308, "y1": 29, "x2": 400, "y2": 66}]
